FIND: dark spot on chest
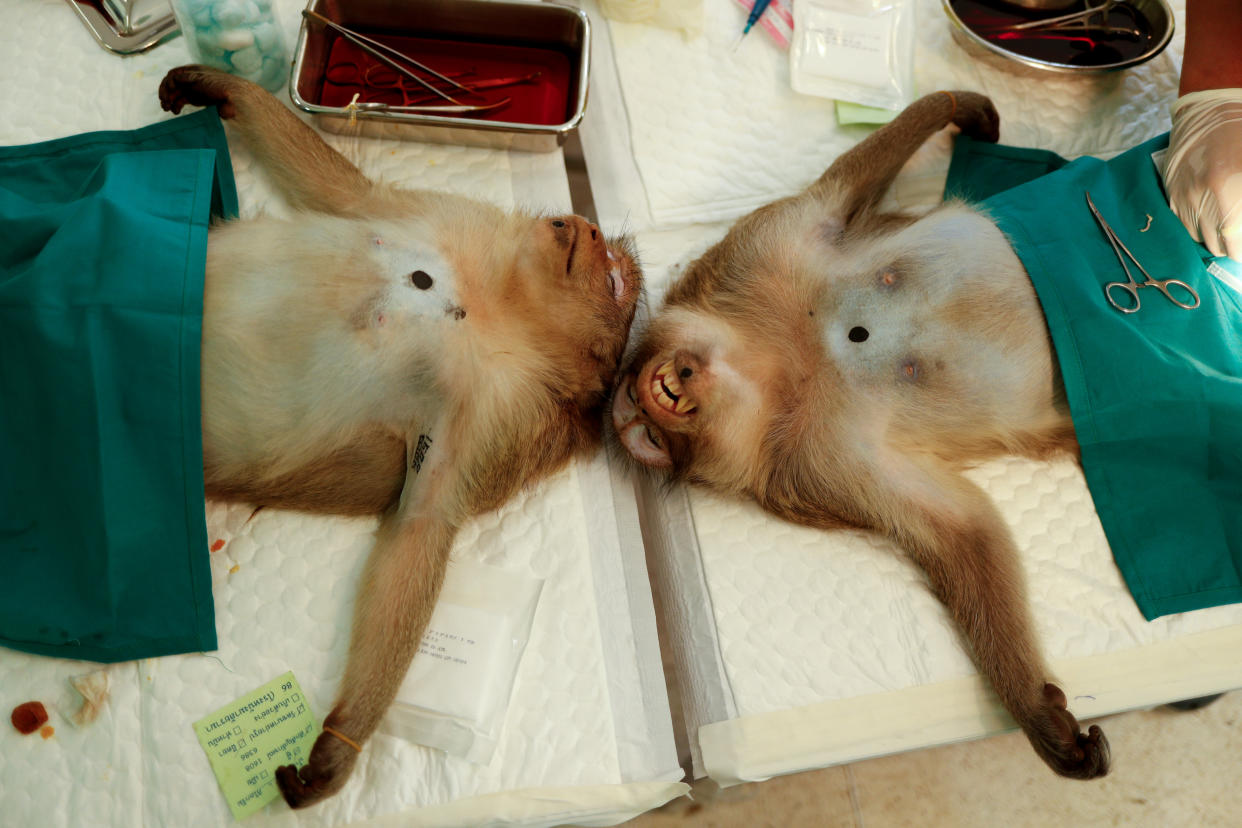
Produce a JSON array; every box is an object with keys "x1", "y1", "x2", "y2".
[
  {"x1": 848, "y1": 326, "x2": 869, "y2": 343},
  {"x1": 410, "y1": 270, "x2": 433, "y2": 290}
]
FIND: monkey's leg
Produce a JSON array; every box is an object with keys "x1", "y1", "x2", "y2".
[
  {"x1": 274, "y1": 441, "x2": 464, "y2": 808},
  {"x1": 157, "y1": 65, "x2": 376, "y2": 215},
  {"x1": 882, "y1": 472, "x2": 1110, "y2": 780},
  {"x1": 810, "y1": 90, "x2": 1000, "y2": 222}
]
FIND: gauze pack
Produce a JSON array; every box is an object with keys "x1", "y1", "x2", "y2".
[
  {"x1": 789, "y1": 0, "x2": 915, "y2": 111},
  {"x1": 382, "y1": 559, "x2": 543, "y2": 764}
]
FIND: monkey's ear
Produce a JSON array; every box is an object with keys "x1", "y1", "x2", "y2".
[{"x1": 619, "y1": 424, "x2": 672, "y2": 468}]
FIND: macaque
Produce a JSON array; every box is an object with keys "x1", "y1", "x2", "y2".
[
  {"x1": 158, "y1": 65, "x2": 642, "y2": 807},
  {"x1": 611, "y1": 92, "x2": 1109, "y2": 779}
]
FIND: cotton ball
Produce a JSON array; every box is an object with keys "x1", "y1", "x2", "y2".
[
  {"x1": 212, "y1": 0, "x2": 259, "y2": 28},
  {"x1": 216, "y1": 28, "x2": 255, "y2": 50},
  {"x1": 259, "y1": 55, "x2": 286, "y2": 88},
  {"x1": 230, "y1": 45, "x2": 263, "y2": 75},
  {"x1": 252, "y1": 21, "x2": 282, "y2": 53},
  {"x1": 189, "y1": 1, "x2": 215, "y2": 28},
  {"x1": 194, "y1": 39, "x2": 227, "y2": 61}
]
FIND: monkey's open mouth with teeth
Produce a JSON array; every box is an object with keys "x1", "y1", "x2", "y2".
[{"x1": 650, "y1": 359, "x2": 697, "y2": 415}]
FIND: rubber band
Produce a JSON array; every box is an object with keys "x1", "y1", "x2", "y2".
[
  {"x1": 940, "y1": 90, "x2": 957, "y2": 122},
  {"x1": 323, "y1": 725, "x2": 362, "y2": 753}
]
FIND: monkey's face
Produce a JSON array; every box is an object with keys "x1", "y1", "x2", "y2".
[
  {"x1": 611, "y1": 301, "x2": 796, "y2": 492},
  {"x1": 500, "y1": 213, "x2": 643, "y2": 407},
  {"x1": 609, "y1": 200, "x2": 834, "y2": 498}
]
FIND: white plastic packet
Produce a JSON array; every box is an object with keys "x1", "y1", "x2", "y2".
[
  {"x1": 789, "y1": 0, "x2": 915, "y2": 111},
  {"x1": 382, "y1": 559, "x2": 543, "y2": 764}
]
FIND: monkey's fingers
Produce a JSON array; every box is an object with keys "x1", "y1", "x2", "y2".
[
  {"x1": 158, "y1": 65, "x2": 239, "y2": 119},
  {"x1": 946, "y1": 91, "x2": 1000, "y2": 144},
  {"x1": 274, "y1": 727, "x2": 360, "y2": 808}
]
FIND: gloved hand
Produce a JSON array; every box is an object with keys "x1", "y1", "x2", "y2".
[{"x1": 1164, "y1": 88, "x2": 1242, "y2": 260}]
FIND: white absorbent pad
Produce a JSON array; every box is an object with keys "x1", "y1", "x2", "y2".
[
  {"x1": 0, "y1": 1, "x2": 684, "y2": 824},
  {"x1": 588, "y1": 0, "x2": 1186, "y2": 229},
  {"x1": 580, "y1": 0, "x2": 1242, "y2": 786}
]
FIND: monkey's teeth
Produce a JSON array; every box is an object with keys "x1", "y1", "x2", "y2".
[{"x1": 650, "y1": 360, "x2": 695, "y2": 415}]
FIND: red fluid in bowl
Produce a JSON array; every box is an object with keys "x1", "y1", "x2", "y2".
[
  {"x1": 951, "y1": 0, "x2": 1155, "y2": 66},
  {"x1": 317, "y1": 34, "x2": 574, "y2": 126}
]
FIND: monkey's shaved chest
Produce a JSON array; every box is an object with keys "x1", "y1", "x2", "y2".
[
  {"x1": 355, "y1": 232, "x2": 467, "y2": 333},
  {"x1": 815, "y1": 217, "x2": 1055, "y2": 436}
]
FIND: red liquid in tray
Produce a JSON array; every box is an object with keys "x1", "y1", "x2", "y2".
[
  {"x1": 952, "y1": 0, "x2": 1155, "y2": 66},
  {"x1": 316, "y1": 34, "x2": 574, "y2": 125}
]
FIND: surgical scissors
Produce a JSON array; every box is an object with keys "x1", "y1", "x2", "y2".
[{"x1": 1084, "y1": 191, "x2": 1200, "y2": 314}]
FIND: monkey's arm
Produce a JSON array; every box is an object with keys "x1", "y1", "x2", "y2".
[
  {"x1": 811, "y1": 90, "x2": 1000, "y2": 223},
  {"x1": 876, "y1": 464, "x2": 1109, "y2": 780},
  {"x1": 274, "y1": 428, "x2": 465, "y2": 808},
  {"x1": 159, "y1": 65, "x2": 377, "y2": 215}
]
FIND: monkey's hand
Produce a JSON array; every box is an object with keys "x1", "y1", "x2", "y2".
[
  {"x1": 274, "y1": 716, "x2": 360, "y2": 809},
  {"x1": 945, "y1": 90, "x2": 1000, "y2": 144},
  {"x1": 1024, "y1": 683, "x2": 1110, "y2": 780},
  {"x1": 158, "y1": 64, "x2": 249, "y2": 119}
]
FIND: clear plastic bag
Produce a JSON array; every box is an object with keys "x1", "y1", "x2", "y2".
[
  {"x1": 382, "y1": 559, "x2": 543, "y2": 764},
  {"x1": 789, "y1": 0, "x2": 915, "y2": 111}
]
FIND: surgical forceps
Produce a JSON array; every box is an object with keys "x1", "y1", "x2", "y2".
[{"x1": 1084, "y1": 191, "x2": 1200, "y2": 314}]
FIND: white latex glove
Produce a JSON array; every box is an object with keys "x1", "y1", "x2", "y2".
[{"x1": 1165, "y1": 88, "x2": 1242, "y2": 260}]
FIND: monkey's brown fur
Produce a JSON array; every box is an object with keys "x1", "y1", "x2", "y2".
[
  {"x1": 612, "y1": 92, "x2": 1109, "y2": 780},
  {"x1": 158, "y1": 65, "x2": 642, "y2": 807}
]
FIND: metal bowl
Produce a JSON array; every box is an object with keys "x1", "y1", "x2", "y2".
[
  {"x1": 942, "y1": 0, "x2": 1174, "y2": 75},
  {"x1": 1001, "y1": 0, "x2": 1081, "y2": 9},
  {"x1": 290, "y1": 0, "x2": 591, "y2": 152}
]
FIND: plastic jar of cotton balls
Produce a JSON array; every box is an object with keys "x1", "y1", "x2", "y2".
[{"x1": 168, "y1": 0, "x2": 288, "y2": 92}]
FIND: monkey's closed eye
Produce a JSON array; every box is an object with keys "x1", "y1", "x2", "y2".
[
  {"x1": 644, "y1": 426, "x2": 662, "y2": 450},
  {"x1": 551, "y1": 219, "x2": 566, "y2": 228}
]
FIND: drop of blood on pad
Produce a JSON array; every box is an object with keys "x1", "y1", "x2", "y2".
[{"x1": 11, "y1": 701, "x2": 49, "y2": 735}]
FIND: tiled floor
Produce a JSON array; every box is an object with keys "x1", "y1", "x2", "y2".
[{"x1": 623, "y1": 691, "x2": 1242, "y2": 828}]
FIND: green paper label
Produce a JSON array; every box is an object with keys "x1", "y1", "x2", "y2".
[{"x1": 192, "y1": 671, "x2": 319, "y2": 820}]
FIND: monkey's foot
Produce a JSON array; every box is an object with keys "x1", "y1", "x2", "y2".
[
  {"x1": 1024, "y1": 683, "x2": 1110, "y2": 780},
  {"x1": 158, "y1": 65, "x2": 244, "y2": 119},
  {"x1": 946, "y1": 91, "x2": 1000, "y2": 144},
  {"x1": 274, "y1": 726, "x2": 361, "y2": 809}
]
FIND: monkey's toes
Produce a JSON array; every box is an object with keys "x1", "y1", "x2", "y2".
[
  {"x1": 1059, "y1": 724, "x2": 1110, "y2": 780},
  {"x1": 1028, "y1": 695, "x2": 1111, "y2": 780},
  {"x1": 274, "y1": 764, "x2": 308, "y2": 808},
  {"x1": 274, "y1": 760, "x2": 344, "y2": 809},
  {"x1": 274, "y1": 725, "x2": 361, "y2": 808}
]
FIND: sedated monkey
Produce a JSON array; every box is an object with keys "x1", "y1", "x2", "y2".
[
  {"x1": 611, "y1": 92, "x2": 1111, "y2": 780},
  {"x1": 157, "y1": 65, "x2": 642, "y2": 807}
]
